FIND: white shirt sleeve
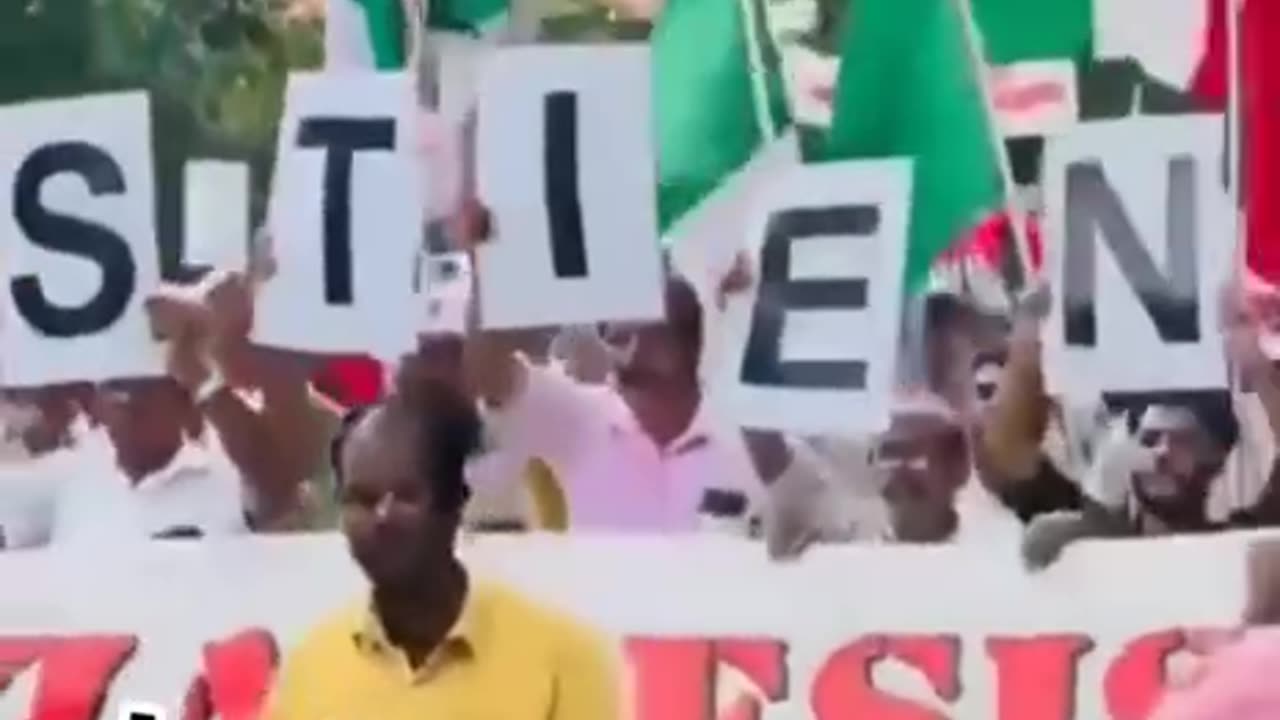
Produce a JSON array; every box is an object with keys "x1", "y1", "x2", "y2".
[{"x1": 0, "y1": 458, "x2": 58, "y2": 549}]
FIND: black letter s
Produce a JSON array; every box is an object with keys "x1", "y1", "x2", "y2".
[{"x1": 11, "y1": 142, "x2": 136, "y2": 337}]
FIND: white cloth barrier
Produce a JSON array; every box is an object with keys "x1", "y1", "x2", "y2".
[{"x1": 0, "y1": 531, "x2": 1265, "y2": 719}]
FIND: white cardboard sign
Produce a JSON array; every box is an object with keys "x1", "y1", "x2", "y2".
[
  {"x1": 714, "y1": 160, "x2": 911, "y2": 436},
  {"x1": 475, "y1": 45, "x2": 665, "y2": 329},
  {"x1": 667, "y1": 133, "x2": 802, "y2": 384},
  {"x1": 1043, "y1": 115, "x2": 1232, "y2": 397},
  {"x1": 256, "y1": 71, "x2": 424, "y2": 360},
  {"x1": 0, "y1": 92, "x2": 165, "y2": 387},
  {"x1": 181, "y1": 160, "x2": 249, "y2": 272}
]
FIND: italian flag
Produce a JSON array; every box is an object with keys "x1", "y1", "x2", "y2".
[
  {"x1": 325, "y1": 0, "x2": 411, "y2": 69},
  {"x1": 820, "y1": 0, "x2": 1277, "y2": 293},
  {"x1": 823, "y1": 0, "x2": 1014, "y2": 293},
  {"x1": 1185, "y1": 0, "x2": 1280, "y2": 287}
]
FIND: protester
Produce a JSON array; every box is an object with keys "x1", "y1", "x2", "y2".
[
  {"x1": 0, "y1": 385, "x2": 96, "y2": 548},
  {"x1": 466, "y1": 267, "x2": 823, "y2": 532},
  {"x1": 145, "y1": 274, "x2": 342, "y2": 531},
  {"x1": 395, "y1": 327, "x2": 559, "y2": 532},
  {"x1": 764, "y1": 290, "x2": 1025, "y2": 558},
  {"x1": 983, "y1": 284, "x2": 1280, "y2": 568},
  {"x1": 266, "y1": 383, "x2": 621, "y2": 720},
  {"x1": 767, "y1": 388, "x2": 1025, "y2": 556},
  {"x1": 77, "y1": 377, "x2": 247, "y2": 540}
]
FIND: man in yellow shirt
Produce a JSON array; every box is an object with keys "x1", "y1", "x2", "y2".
[{"x1": 265, "y1": 381, "x2": 623, "y2": 720}]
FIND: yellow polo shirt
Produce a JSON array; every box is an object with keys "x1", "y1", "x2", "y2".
[{"x1": 264, "y1": 579, "x2": 623, "y2": 720}]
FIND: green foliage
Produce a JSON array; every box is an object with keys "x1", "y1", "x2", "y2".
[
  {"x1": 0, "y1": 0, "x2": 94, "y2": 102},
  {"x1": 0, "y1": 0, "x2": 322, "y2": 259}
]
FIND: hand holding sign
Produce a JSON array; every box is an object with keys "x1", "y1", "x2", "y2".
[{"x1": 146, "y1": 287, "x2": 216, "y2": 393}]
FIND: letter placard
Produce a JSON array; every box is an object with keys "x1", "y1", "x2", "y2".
[
  {"x1": 254, "y1": 71, "x2": 423, "y2": 358},
  {"x1": 713, "y1": 160, "x2": 911, "y2": 435},
  {"x1": 1042, "y1": 115, "x2": 1232, "y2": 396},
  {"x1": 0, "y1": 92, "x2": 164, "y2": 387},
  {"x1": 182, "y1": 160, "x2": 249, "y2": 272},
  {"x1": 475, "y1": 45, "x2": 665, "y2": 329}
]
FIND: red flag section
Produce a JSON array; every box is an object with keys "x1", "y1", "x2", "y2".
[{"x1": 1192, "y1": 0, "x2": 1280, "y2": 283}]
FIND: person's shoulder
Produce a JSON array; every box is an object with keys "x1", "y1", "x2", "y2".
[
  {"x1": 476, "y1": 580, "x2": 610, "y2": 650},
  {"x1": 280, "y1": 600, "x2": 366, "y2": 669}
]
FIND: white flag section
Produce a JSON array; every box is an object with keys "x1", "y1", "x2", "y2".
[
  {"x1": 1093, "y1": 0, "x2": 1209, "y2": 91},
  {"x1": 1042, "y1": 115, "x2": 1232, "y2": 397},
  {"x1": 990, "y1": 60, "x2": 1079, "y2": 139},
  {"x1": 475, "y1": 45, "x2": 665, "y2": 329},
  {"x1": 256, "y1": 71, "x2": 423, "y2": 359},
  {"x1": 713, "y1": 160, "x2": 911, "y2": 436},
  {"x1": 668, "y1": 134, "x2": 802, "y2": 383},
  {"x1": 182, "y1": 160, "x2": 249, "y2": 271},
  {"x1": 668, "y1": 133, "x2": 802, "y2": 301},
  {"x1": 0, "y1": 92, "x2": 164, "y2": 387},
  {"x1": 0, "y1": 533, "x2": 1259, "y2": 720}
]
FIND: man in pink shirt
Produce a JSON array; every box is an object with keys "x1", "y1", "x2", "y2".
[{"x1": 467, "y1": 272, "x2": 818, "y2": 533}]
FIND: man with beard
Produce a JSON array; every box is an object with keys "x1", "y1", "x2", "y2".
[
  {"x1": 265, "y1": 382, "x2": 620, "y2": 720},
  {"x1": 979, "y1": 280, "x2": 1280, "y2": 567},
  {"x1": 1021, "y1": 391, "x2": 1280, "y2": 567}
]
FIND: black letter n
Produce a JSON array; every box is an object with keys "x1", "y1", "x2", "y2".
[
  {"x1": 1063, "y1": 158, "x2": 1200, "y2": 347},
  {"x1": 740, "y1": 206, "x2": 878, "y2": 389}
]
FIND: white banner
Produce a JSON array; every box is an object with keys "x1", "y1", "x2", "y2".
[{"x1": 0, "y1": 531, "x2": 1261, "y2": 720}]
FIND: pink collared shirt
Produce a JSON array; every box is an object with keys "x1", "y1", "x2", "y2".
[{"x1": 487, "y1": 362, "x2": 764, "y2": 532}]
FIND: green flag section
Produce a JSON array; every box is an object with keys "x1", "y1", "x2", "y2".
[
  {"x1": 825, "y1": 0, "x2": 1003, "y2": 292},
  {"x1": 428, "y1": 0, "x2": 509, "y2": 36},
  {"x1": 653, "y1": 0, "x2": 789, "y2": 235},
  {"x1": 325, "y1": 0, "x2": 407, "y2": 69},
  {"x1": 971, "y1": 0, "x2": 1092, "y2": 65}
]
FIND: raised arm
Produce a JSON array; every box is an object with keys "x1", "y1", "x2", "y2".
[
  {"x1": 147, "y1": 275, "x2": 338, "y2": 530},
  {"x1": 451, "y1": 127, "x2": 599, "y2": 465},
  {"x1": 980, "y1": 287, "x2": 1053, "y2": 490},
  {"x1": 1224, "y1": 288, "x2": 1280, "y2": 526}
]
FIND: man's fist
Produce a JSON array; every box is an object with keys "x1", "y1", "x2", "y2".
[{"x1": 145, "y1": 291, "x2": 214, "y2": 392}]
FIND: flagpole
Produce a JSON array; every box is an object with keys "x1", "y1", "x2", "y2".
[
  {"x1": 948, "y1": 0, "x2": 1036, "y2": 285},
  {"x1": 405, "y1": 0, "x2": 430, "y2": 102},
  {"x1": 1229, "y1": 0, "x2": 1246, "y2": 267},
  {"x1": 737, "y1": 0, "x2": 779, "y2": 141},
  {"x1": 1227, "y1": 0, "x2": 1251, "y2": 513}
]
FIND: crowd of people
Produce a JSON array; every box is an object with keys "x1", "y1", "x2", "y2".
[
  {"x1": 0, "y1": 193, "x2": 1274, "y2": 563},
  {"x1": 3, "y1": 201, "x2": 1280, "y2": 566},
  {"x1": 5, "y1": 194, "x2": 1280, "y2": 716}
]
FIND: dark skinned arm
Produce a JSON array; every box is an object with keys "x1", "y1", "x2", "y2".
[
  {"x1": 980, "y1": 314, "x2": 1052, "y2": 491},
  {"x1": 149, "y1": 278, "x2": 338, "y2": 531}
]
